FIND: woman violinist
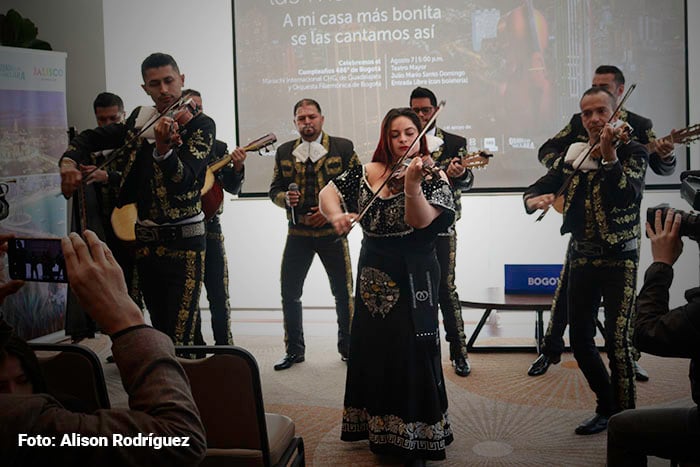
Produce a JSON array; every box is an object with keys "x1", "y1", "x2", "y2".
[{"x1": 319, "y1": 108, "x2": 455, "y2": 466}]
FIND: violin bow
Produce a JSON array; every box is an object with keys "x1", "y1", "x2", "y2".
[
  {"x1": 81, "y1": 96, "x2": 195, "y2": 183},
  {"x1": 344, "y1": 100, "x2": 446, "y2": 234},
  {"x1": 535, "y1": 83, "x2": 637, "y2": 222}
]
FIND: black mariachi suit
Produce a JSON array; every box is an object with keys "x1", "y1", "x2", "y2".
[
  {"x1": 536, "y1": 109, "x2": 676, "y2": 359},
  {"x1": 525, "y1": 140, "x2": 648, "y2": 416},
  {"x1": 63, "y1": 107, "x2": 215, "y2": 347},
  {"x1": 90, "y1": 149, "x2": 142, "y2": 307},
  {"x1": 269, "y1": 132, "x2": 360, "y2": 358},
  {"x1": 201, "y1": 139, "x2": 244, "y2": 345},
  {"x1": 62, "y1": 126, "x2": 143, "y2": 338},
  {"x1": 431, "y1": 128, "x2": 473, "y2": 361},
  {"x1": 62, "y1": 145, "x2": 140, "y2": 338}
]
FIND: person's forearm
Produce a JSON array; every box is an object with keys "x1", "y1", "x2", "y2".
[
  {"x1": 17, "y1": 327, "x2": 206, "y2": 466},
  {"x1": 404, "y1": 187, "x2": 440, "y2": 228},
  {"x1": 220, "y1": 165, "x2": 244, "y2": 195},
  {"x1": 649, "y1": 152, "x2": 676, "y2": 176},
  {"x1": 111, "y1": 327, "x2": 206, "y2": 463},
  {"x1": 453, "y1": 169, "x2": 473, "y2": 191},
  {"x1": 319, "y1": 183, "x2": 342, "y2": 219},
  {"x1": 156, "y1": 120, "x2": 214, "y2": 192},
  {"x1": 600, "y1": 152, "x2": 647, "y2": 207},
  {"x1": 634, "y1": 263, "x2": 700, "y2": 358}
]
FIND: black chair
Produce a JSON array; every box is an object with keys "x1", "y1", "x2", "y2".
[
  {"x1": 30, "y1": 343, "x2": 111, "y2": 411},
  {"x1": 175, "y1": 345, "x2": 305, "y2": 467}
]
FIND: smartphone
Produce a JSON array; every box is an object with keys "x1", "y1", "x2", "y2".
[{"x1": 7, "y1": 237, "x2": 68, "y2": 283}]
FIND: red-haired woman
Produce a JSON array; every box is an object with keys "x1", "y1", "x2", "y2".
[{"x1": 319, "y1": 108, "x2": 455, "y2": 466}]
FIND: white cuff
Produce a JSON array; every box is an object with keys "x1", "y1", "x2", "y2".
[{"x1": 152, "y1": 148, "x2": 173, "y2": 161}]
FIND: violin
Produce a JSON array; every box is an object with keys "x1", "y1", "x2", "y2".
[
  {"x1": 386, "y1": 154, "x2": 442, "y2": 195},
  {"x1": 589, "y1": 120, "x2": 633, "y2": 160},
  {"x1": 163, "y1": 97, "x2": 200, "y2": 147},
  {"x1": 551, "y1": 121, "x2": 634, "y2": 214}
]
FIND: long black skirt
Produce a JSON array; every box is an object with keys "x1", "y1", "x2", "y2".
[{"x1": 341, "y1": 241, "x2": 453, "y2": 461}]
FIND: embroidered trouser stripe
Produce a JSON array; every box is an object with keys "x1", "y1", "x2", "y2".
[
  {"x1": 203, "y1": 216, "x2": 233, "y2": 345},
  {"x1": 137, "y1": 235, "x2": 205, "y2": 347},
  {"x1": 280, "y1": 234, "x2": 353, "y2": 356},
  {"x1": 434, "y1": 233, "x2": 468, "y2": 359},
  {"x1": 543, "y1": 242, "x2": 642, "y2": 362},
  {"x1": 569, "y1": 255, "x2": 637, "y2": 415}
]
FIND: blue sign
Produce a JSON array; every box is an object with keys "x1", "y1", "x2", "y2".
[{"x1": 505, "y1": 264, "x2": 563, "y2": 294}]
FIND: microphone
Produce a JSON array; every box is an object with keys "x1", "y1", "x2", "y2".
[{"x1": 288, "y1": 183, "x2": 299, "y2": 225}]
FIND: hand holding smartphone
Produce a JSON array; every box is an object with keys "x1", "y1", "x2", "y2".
[{"x1": 7, "y1": 237, "x2": 67, "y2": 283}]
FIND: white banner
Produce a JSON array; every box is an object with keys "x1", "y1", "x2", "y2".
[
  {"x1": 0, "y1": 46, "x2": 67, "y2": 92},
  {"x1": 0, "y1": 46, "x2": 68, "y2": 340}
]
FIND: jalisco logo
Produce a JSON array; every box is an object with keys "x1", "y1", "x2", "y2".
[
  {"x1": 0, "y1": 64, "x2": 26, "y2": 80},
  {"x1": 34, "y1": 66, "x2": 64, "y2": 78}
]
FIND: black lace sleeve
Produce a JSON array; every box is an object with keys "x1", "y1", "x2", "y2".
[
  {"x1": 422, "y1": 177, "x2": 456, "y2": 233},
  {"x1": 423, "y1": 177, "x2": 455, "y2": 214},
  {"x1": 329, "y1": 164, "x2": 363, "y2": 213}
]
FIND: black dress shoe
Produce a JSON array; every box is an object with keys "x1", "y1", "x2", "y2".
[
  {"x1": 634, "y1": 361, "x2": 650, "y2": 382},
  {"x1": 452, "y1": 357, "x2": 471, "y2": 377},
  {"x1": 575, "y1": 413, "x2": 609, "y2": 435},
  {"x1": 527, "y1": 353, "x2": 561, "y2": 376},
  {"x1": 273, "y1": 354, "x2": 305, "y2": 371}
]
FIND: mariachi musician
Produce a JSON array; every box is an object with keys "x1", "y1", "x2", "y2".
[
  {"x1": 182, "y1": 89, "x2": 247, "y2": 346},
  {"x1": 63, "y1": 93, "x2": 143, "y2": 342},
  {"x1": 524, "y1": 86, "x2": 647, "y2": 435},
  {"x1": 60, "y1": 53, "x2": 214, "y2": 348}
]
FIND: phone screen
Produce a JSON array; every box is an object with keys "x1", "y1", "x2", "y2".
[{"x1": 7, "y1": 238, "x2": 67, "y2": 283}]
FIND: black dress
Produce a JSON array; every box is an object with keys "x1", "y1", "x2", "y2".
[{"x1": 331, "y1": 165, "x2": 456, "y2": 461}]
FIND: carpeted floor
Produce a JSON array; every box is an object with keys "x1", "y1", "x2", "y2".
[{"x1": 89, "y1": 333, "x2": 691, "y2": 466}]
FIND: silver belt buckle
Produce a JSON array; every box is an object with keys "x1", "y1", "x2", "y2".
[
  {"x1": 181, "y1": 221, "x2": 204, "y2": 238},
  {"x1": 136, "y1": 226, "x2": 158, "y2": 243}
]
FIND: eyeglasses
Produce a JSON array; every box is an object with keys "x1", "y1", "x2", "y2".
[{"x1": 411, "y1": 106, "x2": 434, "y2": 115}]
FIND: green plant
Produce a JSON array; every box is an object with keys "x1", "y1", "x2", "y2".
[{"x1": 0, "y1": 8, "x2": 52, "y2": 50}]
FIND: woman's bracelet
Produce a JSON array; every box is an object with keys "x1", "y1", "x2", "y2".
[{"x1": 404, "y1": 189, "x2": 423, "y2": 199}]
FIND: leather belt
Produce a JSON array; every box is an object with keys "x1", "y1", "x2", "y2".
[
  {"x1": 296, "y1": 214, "x2": 328, "y2": 227},
  {"x1": 135, "y1": 220, "x2": 206, "y2": 243},
  {"x1": 571, "y1": 238, "x2": 637, "y2": 257}
]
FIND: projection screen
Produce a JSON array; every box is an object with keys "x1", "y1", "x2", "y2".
[{"x1": 233, "y1": 0, "x2": 687, "y2": 195}]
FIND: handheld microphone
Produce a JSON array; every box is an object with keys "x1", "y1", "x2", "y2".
[{"x1": 288, "y1": 183, "x2": 299, "y2": 225}]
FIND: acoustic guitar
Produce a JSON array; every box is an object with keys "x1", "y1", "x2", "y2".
[
  {"x1": 201, "y1": 133, "x2": 277, "y2": 219},
  {"x1": 455, "y1": 150, "x2": 492, "y2": 171},
  {"x1": 111, "y1": 133, "x2": 277, "y2": 241}
]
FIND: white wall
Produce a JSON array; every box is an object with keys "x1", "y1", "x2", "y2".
[
  {"x1": 102, "y1": 0, "x2": 236, "y2": 149},
  {"x1": 6, "y1": 0, "x2": 106, "y2": 131},
  {"x1": 5, "y1": 0, "x2": 698, "y2": 310},
  {"x1": 220, "y1": 191, "x2": 697, "y2": 310}
]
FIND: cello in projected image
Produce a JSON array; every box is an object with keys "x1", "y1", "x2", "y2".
[{"x1": 495, "y1": 0, "x2": 553, "y2": 136}]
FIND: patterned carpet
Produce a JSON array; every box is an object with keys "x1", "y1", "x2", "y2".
[{"x1": 90, "y1": 334, "x2": 691, "y2": 466}]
